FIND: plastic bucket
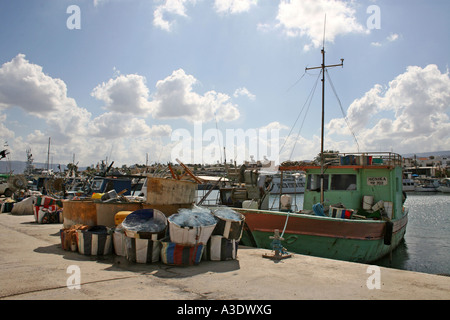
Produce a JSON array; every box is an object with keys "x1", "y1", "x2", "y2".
[{"x1": 122, "y1": 209, "x2": 167, "y2": 239}]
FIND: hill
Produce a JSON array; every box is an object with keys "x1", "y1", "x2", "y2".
[
  {"x1": 402, "y1": 151, "x2": 450, "y2": 158},
  {"x1": 0, "y1": 161, "x2": 72, "y2": 174}
]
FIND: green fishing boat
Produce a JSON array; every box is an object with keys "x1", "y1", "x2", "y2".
[
  {"x1": 233, "y1": 152, "x2": 408, "y2": 263},
  {"x1": 223, "y1": 44, "x2": 408, "y2": 264}
]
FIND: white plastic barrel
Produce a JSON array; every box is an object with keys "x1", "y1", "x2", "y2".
[
  {"x1": 363, "y1": 195, "x2": 374, "y2": 210},
  {"x1": 280, "y1": 195, "x2": 292, "y2": 210}
]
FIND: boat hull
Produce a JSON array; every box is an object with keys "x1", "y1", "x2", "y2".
[
  {"x1": 437, "y1": 186, "x2": 450, "y2": 193},
  {"x1": 414, "y1": 187, "x2": 437, "y2": 192},
  {"x1": 236, "y1": 208, "x2": 408, "y2": 263}
]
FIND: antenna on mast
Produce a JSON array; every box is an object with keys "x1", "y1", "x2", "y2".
[{"x1": 323, "y1": 14, "x2": 326, "y2": 49}]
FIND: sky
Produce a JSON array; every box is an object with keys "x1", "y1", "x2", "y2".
[{"x1": 0, "y1": 0, "x2": 449, "y2": 169}]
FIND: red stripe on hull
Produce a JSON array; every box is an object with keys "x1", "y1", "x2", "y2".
[{"x1": 237, "y1": 209, "x2": 408, "y2": 241}]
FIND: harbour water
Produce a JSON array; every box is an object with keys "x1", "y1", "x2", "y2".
[
  {"x1": 197, "y1": 190, "x2": 450, "y2": 275},
  {"x1": 375, "y1": 192, "x2": 450, "y2": 275}
]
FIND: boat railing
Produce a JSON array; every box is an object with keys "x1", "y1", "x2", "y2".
[
  {"x1": 280, "y1": 152, "x2": 402, "y2": 171},
  {"x1": 327, "y1": 152, "x2": 402, "y2": 166}
]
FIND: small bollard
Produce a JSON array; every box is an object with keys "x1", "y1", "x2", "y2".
[{"x1": 262, "y1": 229, "x2": 292, "y2": 261}]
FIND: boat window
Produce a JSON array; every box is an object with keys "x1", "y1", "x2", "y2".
[
  {"x1": 330, "y1": 174, "x2": 357, "y2": 190},
  {"x1": 307, "y1": 174, "x2": 329, "y2": 191},
  {"x1": 91, "y1": 180, "x2": 103, "y2": 189}
]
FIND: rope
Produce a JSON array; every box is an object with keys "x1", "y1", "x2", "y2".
[
  {"x1": 325, "y1": 69, "x2": 360, "y2": 152},
  {"x1": 289, "y1": 71, "x2": 322, "y2": 159},
  {"x1": 280, "y1": 211, "x2": 291, "y2": 238},
  {"x1": 279, "y1": 71, "x2": 322, "y2": 156},
  {"x1": 286, "y1": 71, "x2": 307, "y2": 93}
]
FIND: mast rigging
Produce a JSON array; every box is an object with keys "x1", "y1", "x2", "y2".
[{"x1": 305, "y1": 45, "x2": 344, "y2": 204}]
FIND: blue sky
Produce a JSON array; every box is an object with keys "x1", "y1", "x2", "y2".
[{"x1": 0, "y1": 0, "x2": 449, "y2": 169}]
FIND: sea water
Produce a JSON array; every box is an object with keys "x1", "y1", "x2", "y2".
[{"x1": 374, "y1": 192, "x2": 450, "y2": 275}]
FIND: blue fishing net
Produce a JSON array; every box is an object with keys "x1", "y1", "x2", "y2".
[
  {"x1": 169, "y1": 206, "x2": 217, "y2": 227},
  {"x1": 122, "y1": 209, "x2": 167, "y2": 233}
]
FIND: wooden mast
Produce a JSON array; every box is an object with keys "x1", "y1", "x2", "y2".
[{"x1": 305, "y1": 25, "x2": 344, "y2": 204}]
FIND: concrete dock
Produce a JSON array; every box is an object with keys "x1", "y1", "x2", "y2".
[{"x1": 0, "y1": 212, "x2": 448, "y2": 301}]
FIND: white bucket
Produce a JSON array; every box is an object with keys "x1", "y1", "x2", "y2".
[
  {"x1": 169, "y1": 223, "x2": 216, "y2": 246},
  {"x1": 113, "y1": 228, "x2": 126, "y2": 257},
  {"x1": 125, "y1": 236, "x2": 161, "y2": 263},
  {"x1": 372, "y1": 200, "x2": 384, "y2": 212},
  {"x1": 363, "y1": 196, "x2": 374, "y2": 210}
]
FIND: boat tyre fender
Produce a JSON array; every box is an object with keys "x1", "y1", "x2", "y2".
[
  {"x1": 384, "y1": 220, "x2": 393, "y2": 246},
  {"x1": 285, "y1": 235, "x2": 298, "y2": 244}
]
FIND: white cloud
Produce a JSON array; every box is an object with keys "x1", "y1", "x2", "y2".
[
  {"x1": 151, "y1": 69, "x2": 240, "y2": 122},
  {"x1": 327, "y1": 64, "x2": 450, "y2": 153},
  {"x1": 153, "y1": 0, "x2": 197, "y2": 31},
  {"x1": 0, "y1": 54, "x2": 92, "y2": 139},
  {"x1": 88, "y1": 113, "x2": 148, "y2": 138},
  {"x1": 91, "y1": 74, "x2": 153, "y2": 115},
  {"x1": 233, "y1": 87, "x2": 256, "y2": 100},
  {"x1": 276, "y1": 0, "x2": 367, "y2": 50},
  {"x1": 93, "y1": 0, "x2": 108, "y2": 6},
  {"x1": 91, "y1": 68, "x2": 240, "y2": 123},
  {"x1": 0, "y1": 54, "x2": 76, "y2": 115},
  {"x1": 261, "y1": 121, "x2": 289, "y2": 131},
  {"x1": 0, "y1": 112, "x2": 15, "y2": 141},
  {"x1": 87, "y1": 112, "x2": 171, "y2": 139},
  {"x1": 257, "y1": 23, "x2": 273, "y2": 33},
  {"x1": 279, "y1": 133, "x2": 321, "y2": 162},
  {"x1": 0, "y1": 54, "x2": 174, "y2": 166},
  {"x1": 371, "y1": 33, "x2": 401, "y2": 47},
  {"x1": 148, "y1": 124, "x2": 173, "y2": 137},
  {"x1": 152, "y1": 0, "x2": 257, "y2": 31},
  {"x1": 387, "y1": 33, "x2": 399, "y2": 42},
  {"x1": 214, "y1": 0, "x2": 258, "y2": 14}
]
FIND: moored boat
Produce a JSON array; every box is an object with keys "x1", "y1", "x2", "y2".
[
  {"x1": 225, "y1": 43, "x2": 408, "y2": 264},
  {"x1": 414, "y1": 178, "x2": 440, "y2": 192},
  {"x1": 402, "y1": 172, "x2": 416, "y2": 192},
  {"x1": 437, "y1": 178, "x2": 450, "y2": 193},
  {"x1": 235, "y1": 152, "x2": 408, "y2": 263}
]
